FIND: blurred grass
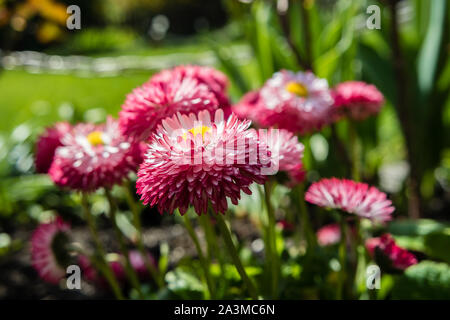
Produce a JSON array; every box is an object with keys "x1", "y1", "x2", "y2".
[{"x1": 0, "y1": 70, "x2": 151, "y2": 133}]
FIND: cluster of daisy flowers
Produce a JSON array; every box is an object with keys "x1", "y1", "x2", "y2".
[{"x1": 31, "y1": 64, "x2": 416, "y2": 299}]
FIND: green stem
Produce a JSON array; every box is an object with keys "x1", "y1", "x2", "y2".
[
  {"x1": 123, "y1": 183, "x2": 165, "y2": 289},
  {"x1": 104, "y1": 188, "x2": 144, "y2": 299},
  {"x1": 200, "y1": 210, "x2": 225, "y2": 274},
  {"x1": 81, "y1": 193, "x2": 124, "y2": 300},
  {"x1": 183, "y1": 214, "x2": 216, "y2": 299},
  {"x1": 263, "y1": 182, "x2": 279, "y2": 298},
  {"x1": 337, "y1": 216, "x2": 347, "y2": 300},
  {"x1": 297, "y1": 184, "x2": 317, "y2": 252},
  {"x1": 215, "y1": 213, "x2": 258, "y2": 300},
  {"x1": 354, "y1": 219, "x2": 367, "y2": 297},
  {"x1": 348, "y1": 120, "x2": 360, "y2": 181}
]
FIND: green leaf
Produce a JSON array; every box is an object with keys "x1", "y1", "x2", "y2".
[
  {"x1": 424, "y1": 229, "x2": 450, "y2": 263},
  {"x1": 388, "y1": 219, "x2": 449, "y2": 237},
  {"x1": 252, "y1": 0, "x2": 274, "y2": 81},
  {"x1": 392, "y1": 261, "x2": 450, "y2": 299},
  {"x1": 417, "y1": 0, "x2": 447, "y2": 99},
  {"x1": 358, "y1": 43, "x2": 396, "y2": 103}
]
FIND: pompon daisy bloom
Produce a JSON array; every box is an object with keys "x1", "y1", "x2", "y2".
[
  {"x1": 235, "y1": 70, "x2": 334, "y2": 134},
  {"x1": 119, "y1": 66, "x2": 225, "y2": 141},
  {"x1": 332, "y1": 81, "x2": 384, "y2": 120},
  {"x1": 31, "y1": 217, "x2": 71, "y2": 284},
  {"x1": 305, "y1": 178, "x2": 394, "y2": 223},
  {"x1": 317, "y1": 223, "x2": 341, "y2": 246},
  {"x1": 35, "y1": 122, "x2": 71, "y2": 173},
  {"x1": 153, "y1": 65, "x2": 230, "y2": 110},
  {"x1": 137, "y1": 109, "x2": 268, "y2": 215},
  {"x1": 49, "y1": 117, "x2": 143, "y2": 192},
  {"x1": 259, "y1": 128, "x2": 305, "y2": 185},
  {"x1": 366, "y1": 234, "x2": 417, "y2": 271}
]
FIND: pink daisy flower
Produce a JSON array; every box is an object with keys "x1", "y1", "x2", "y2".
[
  {"x1": 153, "y1": 65, "x2": 230, "y2": 110},
  {"x1": 366, "y1": 234, "x2": 417, "y2": 271},
  {"x1": 35, "y1": 122, "x2": 71, "y2": 173},
  {"x1": 259, "y1": 128, "x2": 305, "y2": 185},
  {"x1": 332, "y1": 81, "x2": 384, "y2": 120},
  {"x1": 137, "y1": 109, "x2": 268, "y2": 215},
  {"x1": 234, "y1": 70, "x2": 334, "y2": 134},
  {"x1": 119, "y1": 66, "x2": 226, "y2": 141},
  {"x1": 316, "y1": 223, "x2": 341, "y2": 246},
  {"x1": 232, "y1": 90, "x2": 262, "y2": 121},
  {"x1": 305, "y1": 178, "x2": 394, "y2": 223},
  {"x1": 31, "y1": 217, "x2": 71, "y2": 284},
  {"x1": 49, "y1": 117, "x2": 143, "y2": 192}
]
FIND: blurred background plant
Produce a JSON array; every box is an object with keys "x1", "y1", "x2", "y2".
[{"x1": 0, "y1": 0, "x2": 448, "y2": 300}]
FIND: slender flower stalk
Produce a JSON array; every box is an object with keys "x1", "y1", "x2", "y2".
[
  {"x1": 389, "y1": 2, "x2": 421, "y2": 219},
  {"x1": 200, "y1": 208, "x2": 225, "y2": 276},
  {"x1": 215, "y1": 213, "x2": 258, "y2": 300},
  {"x1": 81, "y1": 193, "x2": 124, "y2": 300},
  {"x1": 264, "y1": 182, "x2": 279, "y2": 298},
  {"x1": 104, "y1": 188, "x2": 144, "y2": 298},
  {"x1": 123, "y1": 182, "x2": 165, "y2": 289},
  {"x1": 297, "y1": 184, "x2": 316, "y2": 252},
  {"x1": 182, "y1": 213, "x2": 216, "y2": 299},
  {"x1": 348, "y1": 120, "x2": 360, "y2": 182},
  {"x1": 337, "y1": 215, "x2": 347, "y2": 300}
]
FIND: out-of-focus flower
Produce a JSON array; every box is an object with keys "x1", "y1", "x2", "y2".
[
  {"x1": 35, "y1": 122, "x2": 71, "y2": 173},
  {"x1": 287, "y1": 163, "x2": 307, "y2": 186},
  {"x1": 31, "y1": 216, "x2": 71, "y2": 284},
  {"x1": 276, "y1": 219, "x2": 295, "y2": 232},
  {"x1": 49, "y1": 117, "x2": 143, "y2": 192},
  {"x1": 366, "y1": 234, "x2": 417, "y2": 271},
  {"x1": 119, "y1": 65, "x2": 228, "y2": 141},
  {"x1": 232, "y1": 90, "x2": 262, "y2": 121},
  {"x1": 234, "y1": 70, "x2": 334, "y2": 135},
  {"x1": 305, "y1": 178, "x2": 394, "y2": 223},
  {"x1": 79, "y1": 250, "x2": 156, "y2": 287},
  {"x1": 332, "y1": 81, "x2": 384, "y2": 120},
  {"x1": 137, "y1": 109, "x2": 267, "y2": 215},
  {"x1": 259, "y1": 128, "x2": 305, "y2": 185},
  {"x1": 317, "y1": 223, "x2": 341, "y2": 246}
]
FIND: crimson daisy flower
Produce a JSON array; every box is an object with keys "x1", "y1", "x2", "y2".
[
  {"x1": 305, "y1": 178, "x2": 394, "y2": 223},
  {"x1": 31, "y1": 217, "x2": 71, "y2": 284},
  {"x1": 35, "y1": 122, "x2": 71, "y2": 173},
  {"x1": 332, "y1": 81, "x2": 384, "y2": 120},
  {"x1": 49, "y1": 117, "x2": 143, "y2": 192},
  {"x1": 233, "y1": 70, "x2": 334, "y2": 135},
  {"x1": 366, "y1": 234, "x2": 417, "y2": 271},
  {"x1": 136, "y1": 109, "x2": 268, "y2": 215},
  {"x1": 119, "y1": 65, "x2": 228, "y2": 141}
]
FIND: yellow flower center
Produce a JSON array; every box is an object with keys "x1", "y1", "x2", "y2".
[
  {"x1": 285, "y1": 81, "x2": 308, "y2": 97},
  {"x1": 183, "y1": 125, "x2": 211, "y2": 141},
  {"x1": 87, "y1": 131, "x2": 104, "y2": 146}
]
